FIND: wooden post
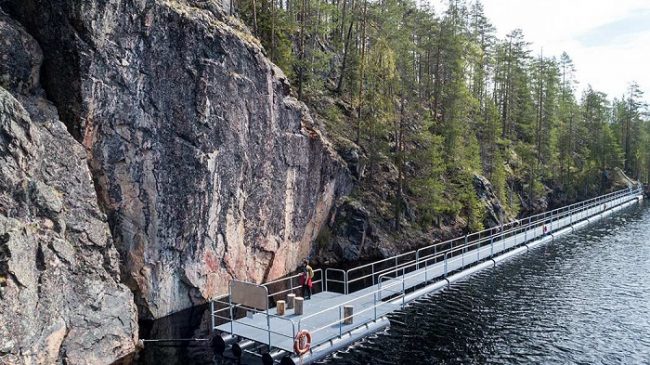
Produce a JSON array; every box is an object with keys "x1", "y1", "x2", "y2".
[
  {"x1": 287, "y1": 293, "x2": 296, "y2": 309},
  {"x1": 343, "y1": 305, "x2": 353, "y2": 324},
  {"x1": 277, "y1": 300, "x2": 286, "y2": 316},
  {"x1": 294, "y1": 297, "x2": 304, "y2": 315}
]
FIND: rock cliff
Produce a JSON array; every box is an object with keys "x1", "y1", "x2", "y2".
[
  {"x1": 0, "y1": 11, "x2": 138, "y2": 364},
  {"x1": 1, "y1": 0, "x2": 351, "y2": 320}
]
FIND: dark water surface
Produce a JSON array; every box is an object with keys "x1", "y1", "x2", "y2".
[{"x1": 129, "y1": 201, "x2": 650, "y2": 365}]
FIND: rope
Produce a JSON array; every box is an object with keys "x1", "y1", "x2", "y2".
[{"x1": 139, "y1": 338, "x2": 209, "y2": 344}]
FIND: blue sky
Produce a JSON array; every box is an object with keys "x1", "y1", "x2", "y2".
[{"x1": 431, "y1": 0, "x2": 650, "y2": 101}]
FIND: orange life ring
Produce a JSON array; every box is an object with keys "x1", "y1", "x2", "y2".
[{"x1": 293, "y1": 330, "x2": 312, "y2": 355}]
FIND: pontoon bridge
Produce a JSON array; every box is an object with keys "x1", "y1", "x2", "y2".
[{"x1": 209, "y1": 187, "x2": 644, "y2": 365}]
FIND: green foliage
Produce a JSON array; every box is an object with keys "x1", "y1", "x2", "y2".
[
  {"x1": 410, "y1": 127, "x2": 446, "y2": 225},
  {"x1": 451, "y1": 170, "x2": 485, "y2": 231},
  {"x1": 491, "y1": 150, "x2": 508, "y2": 205},
  {"x1": 235, "y1": 0, "x2": 650, "y2": 234}
]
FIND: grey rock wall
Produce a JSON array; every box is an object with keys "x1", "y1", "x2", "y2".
[
  {"x1": 0, "y1": 10, "x2": 138, "y2": 364},
  {"x1": 2, "y1": 0, "x2": 351, "y2": 319}
]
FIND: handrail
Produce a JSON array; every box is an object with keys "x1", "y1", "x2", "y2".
[
  {"x1": 343, "y1": 187, "x2": 640, "y2": 295},
  {"x1": 345, "y1": 251, "x2": 416, "y2": 286},
  {"x1": 211, "y1": 186, "x2": 642, "y2": 348},
  {"x1": 263, "y1": 268, "x2": 323, "y2": 299},
  {"x1": 378, "y1": 246, "x2": 469, "y2": 286},
  {"x1": 377, "y1": 188, "x2": 640, "y2": 289},
  {"x1": 415, "y1": 188, "x2": 636, "y2": 260},
  {"x1": 325, "y1": 268, "x2": 347, "y2": 293},
  {"x1": 300, "y1": 186, "x2": 643, "y2": 340},
  {"x1": 212, "y1": 298, "x2": 297, "y2": 343}
]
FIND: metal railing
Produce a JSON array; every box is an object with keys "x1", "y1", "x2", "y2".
[
  {"x1": 325, "y1": 187, "x2": 642, "y2": 295},
  {"x1": 211, "y1": 186, "x2": 642, "y2": 350},
  {"x1": 211, "y1": 296, "x2": 296, "y2": 347},
  {"x1": 263, "y1": 269, "x2": 323, "y2": 301},
  {"x1": 295, "y1": 265, "x2": 438, "y2": 344},
  {"x1": 209, "y1": 269, "x2": 323, "y2": 348},
  {"x1": 324, "y1": 268, "x2": 347, "y2": 293}
]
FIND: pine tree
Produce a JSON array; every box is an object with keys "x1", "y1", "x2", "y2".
[{"x1": 232, "y1": 0, "x2": 649, "y2": 233}]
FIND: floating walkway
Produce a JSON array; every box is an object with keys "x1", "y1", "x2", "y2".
[{"x1": 210, "y1": 188, "x2": 644, "y2": 365}]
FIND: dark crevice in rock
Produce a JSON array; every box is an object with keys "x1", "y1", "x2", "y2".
[
  {"x1": 0, "y1": 1, "x2": 85, "y2": 140},
  {"x1": 57, "y1": 326, "x2": 70, "y2": 365},
  {"x1": 261, "y1": 250, "x2": 277, "y2": 283},
  {"x1": 106, "y1": 208, "x2": 154, "y2": 320},
  {"x1": 0, "y1": 232, "x2": 10, "y2": 274},
  {"x1": 35, "y1": 243, "x2": 46, "y2": 299},
  {"x1": 1, "y1": 233, "x2": 25, "y2": 288},
  {"x1": 35, "y1": 242, "x2": 46, "y2": 271}
]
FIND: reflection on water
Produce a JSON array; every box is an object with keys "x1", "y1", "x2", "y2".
[{"x1": 122, "y1": 202, "x2": 650, "y2": 365}]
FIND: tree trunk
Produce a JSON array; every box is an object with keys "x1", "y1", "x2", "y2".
[
  {"x1": 395, "y1": 94, "x2": 406, "y2": 232},
  {"x1": 297, "y1": 0, "x2": 307, "y2": 100},
  {"x1": 335, "y1": 0, "x2": 355, "y2": 95},
  {"x1": 355, "y1": 0, "x2": 367, "y2": 144},
  {"x1": 270, "y1": 0, "x2": 276, "y2": 62}
]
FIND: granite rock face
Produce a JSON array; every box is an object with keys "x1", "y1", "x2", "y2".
[
  {"x1": 2, "y1": 0, "x2": 351, "y2": 319},
  {"x1": 473, "y1": 174, "x2": 508, "y2": 228},
  {"x1": 0, "y1": 10, "x2": 138, "y2": 364}
]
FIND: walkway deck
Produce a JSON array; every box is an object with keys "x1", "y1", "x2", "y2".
[
  {"x1": 212, "y1": 188, "x2": 644, "y2": 364},
  {"x1": 215, "y1": 288, "x2": 398, "y2": 351}
]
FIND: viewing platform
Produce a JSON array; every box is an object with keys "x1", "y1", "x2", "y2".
[{"x1": 210, "y1": 187, "x2": 644, "y2": 365}]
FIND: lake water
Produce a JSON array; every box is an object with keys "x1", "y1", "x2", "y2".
[{"x1": 125, "y1": 200, "x2": 650, "y2": 365}]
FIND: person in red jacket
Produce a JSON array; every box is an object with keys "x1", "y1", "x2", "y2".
[{"x1": 299, "y1": 259, "x2": 314, "y2": 300}]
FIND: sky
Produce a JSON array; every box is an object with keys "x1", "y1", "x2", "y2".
[{"x1": 430, "y1": 0, "x2": 650, "y2": 102}]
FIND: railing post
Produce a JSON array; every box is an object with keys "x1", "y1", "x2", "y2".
[
  {"x1": 229, "y1": 288, "x2": 234, "y2": 334},
  {"x1": 444, "y1": 253, "x2": 448, "y2": 277},
  {"x1": 373, "y1": 292, "x2": 378, "y2": 320},
  {"x1": 490, "y1": 230, "x2": 494, "y2": 257},
  {"x1": 424, "y1": 255, "x2": 428, "y2": 282},
  {"x1": 372, "y1": 264, "x2": 376, "y2": 286},
  {"x1": 267, "y1": 308, "x2": 272, "y2": 347},
  {"x1": 339, "y1": 306, "x2": 343, "y2": 337},
  {"x1": 464, "y1": 235, "x2": 468, "y2": 266},
  {"x1": 210, "y1": 301, "x2": 215, "y2": 333},
  {"x1": 402, "y1": 270, "x2": 406, "y2": 309},
  {"x1": 461, "y1": 240, "x2": 465, "y2": 267}
]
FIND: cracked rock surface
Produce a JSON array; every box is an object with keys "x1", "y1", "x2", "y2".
[
  {"x1": 0, "y1": 10, "x2": 138, "y2": 364},
  {"x1": 1, "y1": 0, "x2": 351, "y2": 321}
]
